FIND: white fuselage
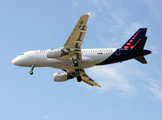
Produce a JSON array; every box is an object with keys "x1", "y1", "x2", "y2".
[{"x1": 12, "y1": 48, "x2": 117, "y2": 69}]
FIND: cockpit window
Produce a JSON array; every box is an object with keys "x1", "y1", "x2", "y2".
[{"x1": 20, "y1": 53, "x2": 24, "y2": 55}]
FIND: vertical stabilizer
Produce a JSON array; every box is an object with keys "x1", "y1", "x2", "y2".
[
  {"x1": 121, "y1": 28, "x2": 147, "y2": 50},
  {"x1": 131, "y1": 37, "x2": 147, "y2": 52}
]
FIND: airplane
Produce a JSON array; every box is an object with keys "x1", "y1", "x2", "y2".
[{"x1": 12, "y1": 12, "x2": 151, "y2": 87}]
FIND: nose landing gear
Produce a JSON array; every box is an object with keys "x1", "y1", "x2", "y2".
[{"x1": 29, "y1": 65, "x2": 34, "y2": 75}]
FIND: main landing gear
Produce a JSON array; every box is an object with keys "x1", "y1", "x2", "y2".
[
  {"x1": 29, "y1": 65, "x2": 34, "y2": 75},
  {"x1": 75, "y1": 69, "x2": 82, "y2": 82},
  {"x1": 73, "y1": 59, "x2": 78, "y2": 67},
  {"x1": 77, "y1": 76, "x2": 82, "y2": 82}
]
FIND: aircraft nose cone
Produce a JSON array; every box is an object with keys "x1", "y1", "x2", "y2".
[
  {"x1": 12, "y1": 57, "x2": 21, "y2": 66},
  {"x1": 12, "y1": 58, "x2": 17, "y2": 65}
]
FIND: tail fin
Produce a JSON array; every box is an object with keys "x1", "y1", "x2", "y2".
[
  {"x1": 131, "y1": 37, "x2": 147, "y2": 52},
  {"x1": 121, "y1": 28, "x2": 147, "y2": 50}
]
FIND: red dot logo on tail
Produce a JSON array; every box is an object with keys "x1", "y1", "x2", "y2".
[
  {"x1": 124, "y1": 46, "x2": 129, "y2": 49},
  {"x1": 127, "y1": 43, "x2": 131, "y2": 45},
  {"x1": 130, "y1": 40, "x2": 133, "y2": 42}
]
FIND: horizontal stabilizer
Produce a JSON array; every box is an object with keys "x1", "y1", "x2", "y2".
[
  {"x1": 131, "y1": 37, "x2": 147, "y2": 52},
  {"x1": 135, "y1": 56, "x2": 147, "y2": 64}
]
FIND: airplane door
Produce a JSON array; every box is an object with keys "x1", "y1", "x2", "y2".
[{"x1": 115, "y1": 49, "x2": 121, "y2": 56}]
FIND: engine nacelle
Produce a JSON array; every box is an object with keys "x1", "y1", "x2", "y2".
[
  {"x1": 47, "y1": 49, "x2": 69, "y2": 58},
  {"x1": 53, "y1": 72, "x2": 74, "y2": 82}
]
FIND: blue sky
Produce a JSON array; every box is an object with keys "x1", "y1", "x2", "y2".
[{"x1": 1, "y1": 0, "x2": 162, "y2": 120}]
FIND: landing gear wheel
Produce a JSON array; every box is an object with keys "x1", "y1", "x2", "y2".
[
  {"x1": 29, "y1": 71, "x2": 33, "y2": 75},
  {"x1": 77, "y1": 76, "x2": 82, "y2": 82},
  {"x1": 73, "y1": 60, "x2": 78, "y2": 67}
]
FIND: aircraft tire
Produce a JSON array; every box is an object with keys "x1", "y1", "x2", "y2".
[
  {"x1": 77, "y1": 76, "x2": 82, "y2": 82},
  {"x1": 29, "y1": 71, "x2": 33, "y2": 75}
]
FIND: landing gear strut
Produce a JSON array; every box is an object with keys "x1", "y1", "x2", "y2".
[
  {"x1": 29, "y1": 65, "x2": 34, "y2": 75},
  {"x1": 73, "y1": 59, "x2": 78, "y2": 67}
]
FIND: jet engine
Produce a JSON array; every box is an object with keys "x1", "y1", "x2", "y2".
[
  {"x1": 47, "y1": 49, "x2": 69, "y2": 58},
  {"x1": 53, "y1": 72, "x2": 74, "y2": 82}
]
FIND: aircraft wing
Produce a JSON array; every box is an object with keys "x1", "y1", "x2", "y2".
[
  {"x1": 62, "y1": 12, "x2": 90, "y2": 60},
  {"x1": 63, "y1": 69, "x2": 101, "y2": 87},
  {"x1": 79, "y1": 69, "x2": 101, "y2": 87}
]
